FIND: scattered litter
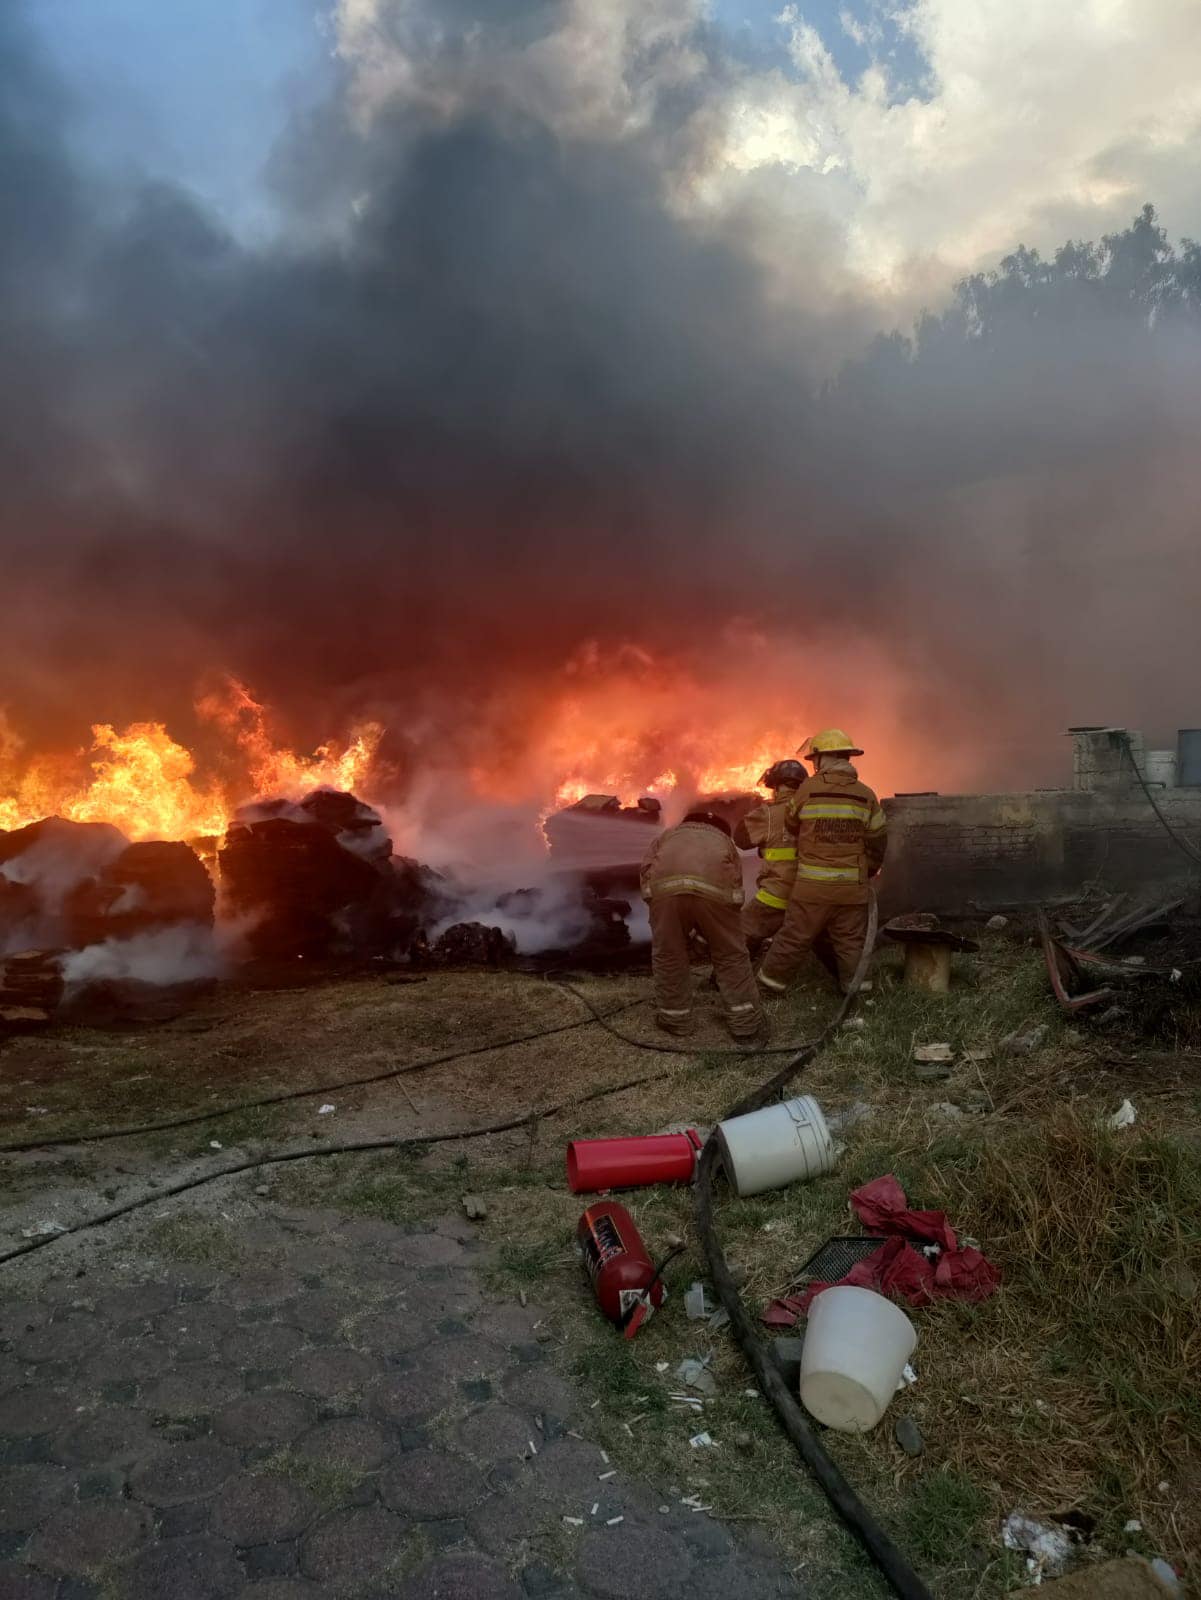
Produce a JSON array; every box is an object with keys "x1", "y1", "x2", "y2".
[
  {"x1": 675, "y1": 1358, "x2": 717, "y2": 1397},
  {"x1": 707, "y1": 1307, "x2": 730, "y2": 1333},
  {"x1": 913, "y1": 1043, "x2": 954, "y2": 1063},
  {"x1": 591, "y1": 1503, "x2": 599, "y2": 1517},
  {"x1": 209, "y1": 1140, "x2": 223, "y2": 1150},
  {"x1": 562, "y1": 1516, "x2": 584, "y2": 1527},
  {"x1": 526, "y1": 1439, "x2": 538, "y2": 1456},
  {"x1": 658, "y1": 1506, "x2": 670, "y2": 1515},
  {"x1": 684, "y1": 1282, "x2": 711, "y2": 1320},
  {"x1": 1123, "y1": 954, "x2": 1146, "y2": 966},
  {"x1": 24, "y1": 1106, "x2": 48, "y2": 1115},
  {"x1": 1000, "y1": 1024, "x2": 1048, "y2": 1057},
  {"x1": 605, "y1": 1516, "x2": 624, "y2": 1527},
  {"x1": 743, "y1": 1389, "x2": 758, "y2": 1398},
  {"x1": 1109, "y1": 1099, "x2": 1137, "y2": 1130},
  {"x1": 928, "y1": 1101, "x2": 964, "y2": 1119},
  {"x1": 461, "y1": 1193, "x2": 487, "y2": 1221},
  {"x1": 962, "y1": 1047, "x2": 991, "y2": 1062},
  {"x1": 1124, "y1": 1519, "x2": 1143, "y2": 1533},
  {"x1": 1001, "y1": 1512, "x2": 1074, "y2": 1580},
  {"x1": 20, "y1": 1220, "x2": 65, "y2": 1238},
  {"x1": 317, "y1": 1104, "x2": 336, "y2": 1115},
  {"x1": 689, "y1": 1431, "x2": 716, "y2": 1449},
  {"x1": 842, "y1": 1016, "x2": 865, "y2": 1031},
  {"x1": 896, "y1": 1363, "x2": 918, "y2": 1390},
  {"x1": 763, "y1": 1178, "x2": 999, "y2": 1325},
  {"x1": 519, "y1": 1290, "x2": 528, "y2": 1308},
  {"x1": 590, "y1": 1400, "x2": 600, "y2": 1409},
  {"x1": 598, "y1": 1470, "x2": 616, "y2": 1481},
  {"x1": 600, "y1": 1449, "x2": 609, "y2": 1464},
  {"x1": 655, "y1": 1361, "x2": 670, "y2": 1373}
]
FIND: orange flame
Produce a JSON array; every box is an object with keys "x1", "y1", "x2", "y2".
[{"x1": 0, "y1": 680, "x2": 382, "y2": 844}]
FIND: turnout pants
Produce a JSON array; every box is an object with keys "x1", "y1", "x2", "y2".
[
  {"x1": 758, "y1": 896, "x2": 869, "y2": 992},
  {"x1": 742, "y1": 896, "x2": 841, "y2": 979},
  {"x1": 649, "y1": 894, "x2": 763, "y2": 1038}
]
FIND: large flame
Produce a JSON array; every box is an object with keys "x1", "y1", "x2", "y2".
[
  {"x1": 469, "y1": 634, "x2": 909, "y2": 818},
  {"x1": 0, "y1": 680, "x2": 382, "y2": 842}
]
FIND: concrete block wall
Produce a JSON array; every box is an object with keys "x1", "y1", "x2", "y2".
[{"x1": 881, "y1": 734, "x2": 1201, "y2": 915}]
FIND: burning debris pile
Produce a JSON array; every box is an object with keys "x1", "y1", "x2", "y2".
[
  {"x1": 0, "y1": 783, "x2": 664, "y2": 1034},
  {"x1": 219, "y1": 789, "x2": 436, "y2": 962}
]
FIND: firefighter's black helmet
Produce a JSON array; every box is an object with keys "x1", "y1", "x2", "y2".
[{"x1": 758, "y1": 759, "x2": 806, "y2": 790}]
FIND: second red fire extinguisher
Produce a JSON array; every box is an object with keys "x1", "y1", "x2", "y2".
[{"x1": 577, "y1": 1201, "x2": 682, "y2": 1338}]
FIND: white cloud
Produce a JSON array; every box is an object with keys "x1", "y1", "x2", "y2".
[{"x1": 333, "y1": 0, "x2": 1201, "y2": 322}]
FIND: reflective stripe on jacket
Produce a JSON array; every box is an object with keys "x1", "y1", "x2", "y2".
[
  {"x1": 785, "y1": 761, "x2": 887, "y2": 905},
  {"x1": 640, "y1": 820, "x2": 744, "y2": 906},
  {"x1": 733, "y1": 787, "x2": 799, "y2": 911}
]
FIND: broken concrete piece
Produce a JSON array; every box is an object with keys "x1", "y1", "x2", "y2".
[
  {"x1": 913, "y1": 1043, "x2": 954, "y2": 1063},
  {"x1": 462, "y1": 1193, "x2": 488, "y2": 1221},
  {"x1": 1000, "y1": 1023, "x2": 1048, "y2": 1056},
  {"x1": 894, "y1": 1416, "x2": 924, "y2": 1457}
]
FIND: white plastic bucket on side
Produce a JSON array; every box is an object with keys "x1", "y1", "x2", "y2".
[
  {"x1": 715, "y1": 1095, "x2": 834, "y2": 1197},
  {"x1": 799, "y1": 1286, "x2": 917, "y2": 1433}
]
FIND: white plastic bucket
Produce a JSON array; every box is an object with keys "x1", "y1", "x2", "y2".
[
  {"x1": 1144, "y1": 749, "x2": 1178, "y2": 789},
  {"x1": 715, "y1": 1095, "x2": 834, "y2": 1197},
  {"x1": 799, "y1": 1286, "x2": 918, "y2": 1433}
]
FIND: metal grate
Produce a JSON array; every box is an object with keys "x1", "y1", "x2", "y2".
[{"x1": 793, "y1": 1235, "x2": 887, "y2": 1284}]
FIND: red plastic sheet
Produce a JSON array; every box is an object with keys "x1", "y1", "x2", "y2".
[{"x1": 762, "y1": 1175, "x2": 1000, "y2": 1327}]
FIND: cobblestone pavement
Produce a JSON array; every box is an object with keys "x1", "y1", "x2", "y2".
[{"x1": 0, "y1": 1208, "x2": 802, "y2": 1599}]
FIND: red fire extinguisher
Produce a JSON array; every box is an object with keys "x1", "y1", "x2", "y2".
[{"x1": 577, "y1": 1202, "x2": 683, "y2": 1339}]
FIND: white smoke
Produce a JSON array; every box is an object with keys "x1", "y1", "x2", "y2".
[
  {"x1": 59, "y1": 923, "x2": 224, "y2": 991},
  {"x1": 426, "y1": 869, "x2": 598, "y2": 955}
]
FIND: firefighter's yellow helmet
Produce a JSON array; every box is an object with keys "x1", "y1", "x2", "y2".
[{"x1": 798, "y1": 728, "x2": 864, "y2": 761}]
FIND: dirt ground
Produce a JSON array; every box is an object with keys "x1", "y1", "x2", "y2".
[{"x1": 1, "y1": 935, "x2": 1198, "y2": 1597}]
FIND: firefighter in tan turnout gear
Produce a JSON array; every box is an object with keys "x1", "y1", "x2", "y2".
[
  {"x1": 640, "y1": 811, "x2": 765, "y2": 1039},
  {"x1": 757, "y1": 730, "x2": 887, "y2": 994},
  {"x1": 734, "y1": 759, "x2": 806, "y2": 957}
]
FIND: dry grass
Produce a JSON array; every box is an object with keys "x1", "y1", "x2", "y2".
[{"x1": 7, "y1": 941, "x2": 1199, "y2": 1594}]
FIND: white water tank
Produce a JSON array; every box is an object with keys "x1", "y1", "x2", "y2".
[{"x1": 1143, "y1": 750, "x2": 1177, "y2": 789}]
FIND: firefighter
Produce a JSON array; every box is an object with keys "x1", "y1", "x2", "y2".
[
  {"x1": 640, "y1": 810, "x2": 765, "y2": 1039},
  {"x1": 734, "y1": 759, "x2": 806, "y2": 958},
  {"x1": 757, "y1": 729, "x2": 887, "y2": 995}
]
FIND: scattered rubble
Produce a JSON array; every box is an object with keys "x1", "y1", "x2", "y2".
[
  {"x1": 894, "y1": 1416, "x2": 924, "y2": 1457},
  {"x1": 1000, "y1": 1022, "x2": 1049, "y2": 1055},
  {"x1": 913, "y1": 1043, "x2": 954, "y2": 1063}
]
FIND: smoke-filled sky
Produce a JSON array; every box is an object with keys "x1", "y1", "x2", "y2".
[{"x1": 5, "y1": 0, "x2": 1201, "y2": 809}]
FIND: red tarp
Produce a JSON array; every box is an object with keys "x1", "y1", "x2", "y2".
[{"x1": 762, "y1": 1175, "x2": 1001, "y2": 1326}]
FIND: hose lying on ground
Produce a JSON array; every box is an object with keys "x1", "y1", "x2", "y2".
[
  {"x1": 548, "y1": 972, "x2": 858, "y2": 1057},
  {"x1": 693, "y1": 890, "x2": 933, "y2": 1600},
  {"x1": 0, "y1": 1063, "x2": 674, "y2": 1267},
  {"x1": 0, "y1": 981, "x2": 650, "y2": 1155}
]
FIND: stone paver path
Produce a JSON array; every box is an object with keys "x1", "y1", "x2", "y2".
[{"x1": 0, "y1": 1208, "x2": 801, "y2": 1598}]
